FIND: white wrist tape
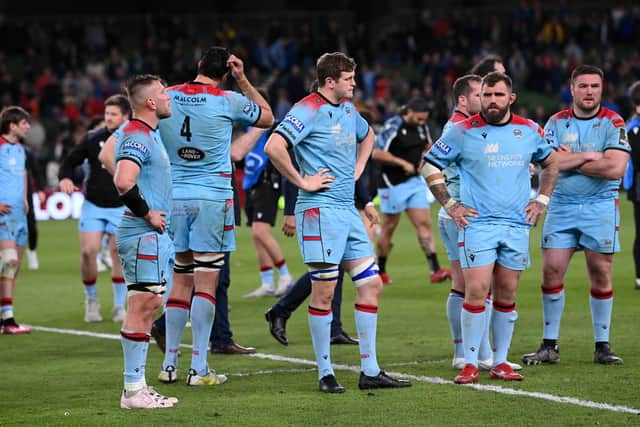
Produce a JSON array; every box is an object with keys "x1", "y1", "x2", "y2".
[
  {"x1": 534, "y1": 194, "x2": 550, "y2": 206},
  {"x1": 444, "y1": 199, "x2": 457, "y2": 210}
]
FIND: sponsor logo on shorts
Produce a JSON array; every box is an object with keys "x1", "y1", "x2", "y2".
[
  {"x1": 283, "y1": 114, "x2": 305, "y2": 132},
  {"x1": 434, "y1": 140, "x2": 451, "y2": 154},
  {"x1": 177, "y1": 147, "x2": 205, "y2": 161}
]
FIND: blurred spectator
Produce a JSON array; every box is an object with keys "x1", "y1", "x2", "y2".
[{"x1": 0, "y1": 5, "x2": 638, "y2": 188}]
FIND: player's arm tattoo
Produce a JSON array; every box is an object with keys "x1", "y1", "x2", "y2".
[
  {"x1": 429, "y1": 182, "x2": 452, "y2": 207},
  {"x1": 422, "y1": 162, "x2": 450, "y2": 205}
]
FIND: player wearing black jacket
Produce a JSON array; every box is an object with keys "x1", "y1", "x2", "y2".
[{"x1": 58, "y1": 94, "x2": 130, "y2": 323}]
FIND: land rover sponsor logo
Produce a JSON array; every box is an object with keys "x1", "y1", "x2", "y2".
[{"x1": 178, "y1": 147, "x2": 205, "y2": 161}]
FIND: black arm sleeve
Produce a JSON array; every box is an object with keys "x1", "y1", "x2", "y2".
[
  {"x1": 119, "y1": 185, "x2": 150, "y2": 217},
  {"x1": 282, "y1": 177, "x2": 298, "y2": 216},
  {"x1": 283, "y1": 148, "x2": 299, "y2": 216},
  {"x1": 25, "y1": 149, "x2": 46, "y2": 191},
  {"x1": 354, "y1": 175, "x2": 371, "y2": 207},
  {"x1": 58, "y1": 136, "x2": 89, "y2": 180}
]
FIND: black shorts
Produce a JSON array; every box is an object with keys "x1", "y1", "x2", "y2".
[{"x1": 245, "y1": 181, "x2": 280, "y2": 226}]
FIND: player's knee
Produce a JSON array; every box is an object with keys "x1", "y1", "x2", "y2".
[
  {"x1": 416, "y1": 222, "x2": 433, "y2": 235},
  {"x1": 0, "y1": 248, "x2": 19, "y2": 279},
  {"x1": 543, "y1": 264, "x2": 565, "y2": 283},
  {"x1": 382, "y1": 220, "x2": 398, "y2": 232},
  {"x1": 174, "y1": 260, "x2": 194, "y2": 275},
  {"x1": 80, "y1": 246, "x2": 99, "y2": 260},
  {"x1": 311, "y1": 291, "x2": 334, "y2": 307},
  {"x1": 348, "y1": 257, "x2": 380, "y2": 288},
  {"x1": 193, "y1": 253, "x2": 224, "y2": 273},
  {"x1": 147, "y1": 294, "x2": 163, "y2": 312}
]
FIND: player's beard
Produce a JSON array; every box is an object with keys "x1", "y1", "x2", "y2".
[
  {"x1": 574, "y1": 99, "x2": 600, "y2": 115},
  {"x1": 483, "y1": 103, "x2": 509, "y2": 124}
]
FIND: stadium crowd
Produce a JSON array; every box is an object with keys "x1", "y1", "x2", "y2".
[{"x1": 1, "y1": 4, "x2": 639, "y2": 185}]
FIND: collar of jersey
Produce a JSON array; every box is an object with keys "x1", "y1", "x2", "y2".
[
  {"x1": 315, "y1": 91, "x2": 341, "y2": 107},
  {"x1": 570, "y1": 106, "x2": 602, "y2": 121},
  {"x1": 0, "y1": 135, "x2": 17, "y2": 144},
  {"x1": 130, "y1": 118, "x2": 157, "y2": 131},
  {"x1": 453, "y1": 109, "x2": 469, "y2": 119}
]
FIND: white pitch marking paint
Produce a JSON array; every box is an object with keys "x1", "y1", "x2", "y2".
[{"x1": 26, "y1": 325, "x2": 640, "y2": 415}]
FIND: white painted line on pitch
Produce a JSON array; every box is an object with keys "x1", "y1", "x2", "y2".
[
  {"x1": 27, "y1": 325, "x2": 640, "y2": 415},
  {"x1": 229, "y1": 368, "x2": 316, "y2": 377},
  {"x1": 385, "y1": 360, "x2": 449, "y2": 367}
]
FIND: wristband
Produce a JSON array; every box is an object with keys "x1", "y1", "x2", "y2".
[
  {"x1": 365, "y1": 201, "x2": 375, "y2": 208},
  {"x1": 236, "y1": 78, "x2": 251, "y2": 93},
  {"x1": 444, "y1": 199, "x2": 457, "y2": 210},
  {"x1": 534, "y1": 194, "x2": 550, "y2": 206},
  {"x1": 120, "y1": 184, "x2": 150, "y2": 218}
]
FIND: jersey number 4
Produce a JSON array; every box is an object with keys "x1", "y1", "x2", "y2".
[{"x1": 180, "y1": 116, "x2": 192, "y2": 142}]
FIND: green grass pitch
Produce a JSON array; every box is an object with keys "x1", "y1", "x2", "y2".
[{"x1": 2, "y1": 201, "x2": 639, "y2": 425}]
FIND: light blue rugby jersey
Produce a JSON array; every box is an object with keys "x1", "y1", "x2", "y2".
[
  {"x1": 159, "y1": 82, "x2": 261, "y2": 200},
  {"x1": 543, "y1": 107, "x2": 630, "y2": 203},
  {"x1": 273, "y1": 92, "x2": 370, "y2": 212},
  {"x1": 0, "y1": 137, "x2": 26, "y2": 214},
  {"x1": 115, "y1": 119, "x2": 173, "y2": 234},
  {"x1": 426, "y1": 113, "x2": 552, "y2": 227},
  {"x1": 439, "y1": 110, "x2": 470, "y2": 200}
]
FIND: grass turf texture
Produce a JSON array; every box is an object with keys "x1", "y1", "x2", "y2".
[{"x1": 2, "y1": 202, "x2": 639, "y2": 426}]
